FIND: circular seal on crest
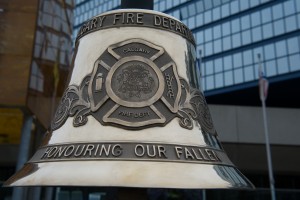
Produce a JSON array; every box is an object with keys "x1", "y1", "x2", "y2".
[{"x1": 106, "y1": 56, "x2": 164, "y2": 108}]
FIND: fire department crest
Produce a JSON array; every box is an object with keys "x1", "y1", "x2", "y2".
[{"x1": 51, "y1": 39, "x2": 216, "y2": 135}]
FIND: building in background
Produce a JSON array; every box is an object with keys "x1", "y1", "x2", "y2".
[
  {"x1": 0, "y1": 0, "x2": 74, "y2": 199},
  {"x1": 71, "y1": 0, "x2": 300, "y2": 199}
]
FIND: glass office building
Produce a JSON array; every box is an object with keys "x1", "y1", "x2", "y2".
[
  {"x1": 73, "y1": 0, "x2": 300, "y2": 98},
  {"x1": 70, "y1": 0, "x2": 300, "y2": 199}
]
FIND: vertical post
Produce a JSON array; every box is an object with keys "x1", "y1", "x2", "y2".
[
  {"x1": 12, "y1": 114, "x2": 33, "y2": 200},
  {"x1": 121, "y1": 0, "x2": 153, "y2": 9},
  {"x1": 258, "y1": 54, "x2": 276, "y2": 200}
]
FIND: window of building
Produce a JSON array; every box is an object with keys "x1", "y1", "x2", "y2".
[
  {"x1": 213, "y1": 0, "x2": 221, "y2": 7},
  {"x1": 234, "y1": 68, "x2": 243, "y2": 83},
  {"x1": 230, "y1": 0, "x2": 239, "y2": 14},
  {"x1": 264, "y1": 43, "x2": 275, "y2": 60},
  {"x1": 240, "y1": 0, "x2": 249, "y2": 11},
  {"x1": 277, "y1": 57, "x2": 289, "y2": 74},
  {"x1": 215, "y1": 73, "x2": 224, "y2": 88},
  {"x1": 188, "y1": 3, "x2": 196, "y2": 16},
  {"x1": 222, "y1": 21, "x2": 230, "y2": 36},
  {"x1": 289, "y1": 54, "x2": 300, "y2": 71},
  {"x1": 275, "y1": 40, "x2": 287, "y2": 57},
  {"x1": 285, "y1": 16, "x2": 297, "y2": 32},
  {"x1": 205, "y1": 60, "x2": 214, "y2": 75},
  {"x1": 287, "y1": 37, "x2": 299, "y2": 54},
  {"x1": 242, "y1": 30, "x2": 251, "y2": 45},
  {"x1": 212, "y1": 7, "x2": 221, "y2": 21},
  {"x1": 243, "y1": 50, "x2": 253, "y2": 66},
  {"x1": 252, "y1": 26, "x2": 262, "y2": 42},
  {"x1": 232, "y1": 33, "x2": 241, "y2": 48},
  {"x1": 213, "y1": 25, "x2": 221, "y2": 39},
  {"x1": 261, "y1": 7, "x2": 272, "y2": 24},
  {"x1": 214, "y1": 58, "x2": 223, "y2": 73},
  {"x1": 233, "y1": 52, "x2": 242, "y2": 68},
  {"x1": 223, "y1": 55, "x2": 232, "y2": 70},
  {"x1": 221, "y1": 4, "x2": 230, "y2": 18},
  {"x1": 196, "y1": 1, "x2": 204, "y2": 13},
  {"x1": 205, "y1": 28, "x2": 213, "y2": 41},
  {"x1": 180, "y1": 6, "x2": 188, "y2": 19},
  {"x1": 196, "y1": 31, "x2": 204, "y2": 44},
  {"x1": 196, "y1": 13, "x2": 203, "y2": 27},
  {"x1": 250, "y1": 0, "x2": 260, "y2": 7},
  {"x1": 206, "y1": 75, "x2": 214, "y2": 90},
  {"x1": 265, "y1": 60, "x2": 277, "y2": 76},
  {"x1": 241, "y1": 15, "x2": 250, "y2": 30},
  {"x1": 273, "y1": 19, "x2": 285, "y2": 36},
  {"x1": 205, "y1": 41, "x2": 213, "y2": 56},
  {"x1": 262, "y1": 23, "x2": 273, "y2": 39},
  {"x1": 224, "y1": 71, "x2": 233, "y2": 86},
  {"x1": 204, "y1": 0, "x2": 213, "y2": 10},
  {"x1": 223, "y1": 36, "x2": 231, "y2": 51},
  {"x1": 284, "y1": 0, "x2": 296, "y2": 16},
  {"x1": 214, "y1": 39, "x2": 222, "y2": 54},
  {"x1": 231, "y1": 18, "x2": 240, "y2": 33},
  {"x1": 244, "y1": 66, "x2": 254, "y2": 81},
  {"x1": 251, "y1": 11, "x2": 260, "y2": 27},
  {"x1": 204, "y1": 10, "x2": 212, "y2": 23},
  {"x1": 272, "y1": 4, "x2": 283, "y2": 20}
]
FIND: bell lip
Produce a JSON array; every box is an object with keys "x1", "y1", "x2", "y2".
[{"x1": 4, "y1": 162, "x2": 255, "y2": 189}]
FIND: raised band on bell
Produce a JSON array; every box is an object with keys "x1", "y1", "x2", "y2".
[{"x1": 5, "y1": 9, "x2": 254, "y2": 189}]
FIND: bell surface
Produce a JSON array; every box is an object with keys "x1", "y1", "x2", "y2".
[{"x1": 5, "y1": 9, "x2": 254, "y2": 189}]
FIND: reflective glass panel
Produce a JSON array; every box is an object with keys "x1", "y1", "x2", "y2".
[
  {"x1": 262, "y1": 23, "x2": 273, "y2": 39},
  {"x1": 205, "y1": 60, "x2": 214, "y2": 75},
  {"x1": 285, "y1": 16, "x2": 297, "y2": 32},
  {"x1": 196, "y1": 1, "x2": 204, "y2": 12},
  {"x1": 277, "y1": 57, "x2": 289, "y2": 74},
  {"x1": 287, "y1": 37, "x2": 299, "y2": 54},
  {"x1": 215, "y1": 73, "x2": 223, "y2": 88},
  {"x1": 221, "y1": 4, "x2": 230, "y2": 18},
  {"x1": 214, "y1": 58, "x2": 223, "y2": 73},
  {"x1": 252, "y1": 26, "x2": 262, "y2": 42},
  {"x1": 273, "y1": 19, "x2": 285, "y2": 35},
  {"x1": 205, "y1": 42, "x2": 213, "y2": 56},
  {"x1": 243, "y1": 50, "x2": 253, "y2": 66},
  {"x1": 205, "y1": 28, "x2": 213, "y2": 41},
  {"x1": 244, "y1": 66, "x2": 254, "y2": 81},
  {"x1": 224, "y1": 55, "x2": 232, "y2": 70},
  {"x1": 213, "y1": 7, "x2": 221, "y2": 21},
  {"x1": 272, "y1": 4, "x2": 283, "y2": 20},
  {"x1": 289, "y1": 54, "x2": 300, "y2": 71},
  {"x1": 240, "y1": 0, "x2": 249, "y2": 11},
  {"x1": 213, "y1": 25, "x2": 221, "y2": 39},
  {"x1": 196, "y1": 13, "x2": 203, "y2": 26},
  {"x1": 261, "y1": 8, "x2": 272, "y2": 23},
  {"x1": 233, "y1": 52, "x2": 242, "y2": 68},
  {"x1": 265, "y1": 60, "x2": 277, "y2": 76},
  {"x1": 204, "y1": 10, "x2": 212, "y2": 24},
  {"x1": 234, "y1": 68, "x2": 243, "y2": 83},
  {"x1": 188, "y1": 3, "x2": 196, "y2": 16},
  {"x1": 275, "y1": 40, "x2": 287, "y2": 57},
  {"x1": 241, "y1": 15, "x2": 250, "y2": 30},
  {"x1": 284, "y1": 0, "x2": 296, "y2": 16},
  {"x1": 222, "y1": 22, "x2": 230, "y2": 36},
  {"x1": 224, "y1": 71, "x2": 233, "y2": 86},
  {"x1": 214, "y1": 39, "x2": 222, "y2": 54},
  {"x1": 223, "y1": 36, "x2": 231, "y2": 51},
  {"x1": 232, "y1": 33, "x2": 241, "y2": 48},
  {"x1": 251, "y1": 11, "x2": 260, "y2": 27},
  {"x1": 230, "y1": 1, "x2": 239, "y2": 14},
  {"x1": 206, "y1": 75, "x2": 214, "y2": 90},
  {"x1": 231, "y1": 18, "x2": 240, "y2": 33},
  {"x1": 242, "y1": 30, "x2": 251, "y2": 45},
  {"x1": 264, "y1": 43, "x2": 275, "y2": 60}
]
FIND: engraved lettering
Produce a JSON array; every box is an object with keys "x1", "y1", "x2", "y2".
[
  {"x1": 135, "y1": 144, "x2": 145, "y2": 157},
  {"x1": 154, "y1": 15, "x2": 161, "y2": 26},
  {"x1": 74, "y1": 145, "x2": 86, "y2": 157},
  {"x1": 184, "y1": 147, "x2": 195, "y2": 159},
  {"x1": 118, "y1": 111, "x2": 150, "y2": 118},
  {"x1": 136, "y1": 13, "x2": 143, "y2": 24},
  {"x1": 165, "y1": 73, "x2": 175, "y2": 98},
  {"x1": 64, "y1": 145, "x2": 75, "y2": 157},
  {"x1": 162, "y1": 17, "x2": 169, "y2": 28},
  {"x1": 54, "y1": 146, "x2": 67, "y2": 158},
  {"x1": 198, "y1": 149, "x2": 210, "y2": 161},
  {"x1": 98, "y1": 16, "x2": 106, "y2": 27},
  {"x1": 112, "y1": 144, "x2": 123, "y2": 157},
  {"x1": 91, "y1": 18, "x2": 97, "y2": 29},
  {"x1": 175, "y1": 21, "x2": 182, "y2": 33},
  {"x1": 48, "y1": 147, "x2": 58, "y2": 158},
  {"x1": 146, "y1": 145, "x2": 156, "y2": 157},
  {"x1": 41, "y1": 147, "x2": 52, "y2": 159},
  {"x1": 192, "y1": 148, "x2": 203, "y2": 160},
  {"x1": 99, "y1": 144, "x2": 111, "y2": 157},
  {"x1": 83, "y1": 144, "x2": 95, "y2": 157},
  {"x1": 158, "y1": 145, "x2": 167, "y2": 158},
  {"x1": 123, "y1": 47, "x2": 150, "y2": 54},
  {"x1": 175, "y1": 146, "x2": 183, "y2": 159},
  {"x1": 205, "y1": 149, "x2": 219, "y2": 161},
  {"x1": 127, "y1": 13, "x2": 134, "y2": 23},
  {"x1": 169, "y1": 19, "x2": 176, "y2": 29},
  {"x1": 113, "y1": 13, "x2": 121, "y2": 25}
]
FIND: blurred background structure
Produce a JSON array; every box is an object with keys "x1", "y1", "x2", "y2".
[{"x1": 1, "y1": 0, "x2": 300, "y2": 199}]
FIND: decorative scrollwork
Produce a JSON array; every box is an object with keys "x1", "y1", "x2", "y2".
[
  {"x1": 51, "y1": 76, "x2": 91, "y2": 131},
  {"x1": 178, "y1": 79, "x2": 217, "y2": 136}
]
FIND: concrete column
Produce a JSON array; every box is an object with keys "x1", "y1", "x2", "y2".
[{"x1": 11, "y1": 114, "x2": 33, "y2": 200}]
